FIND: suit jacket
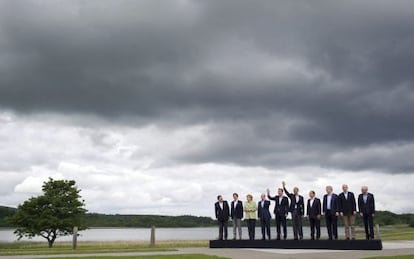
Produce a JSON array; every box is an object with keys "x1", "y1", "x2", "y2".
[
  {"x1": 230, "y1": 200, "x2": 244, "y2": 219},
  {"x1": 268, "y1": 194, "x2": 289, "y2": 216},
  {"x1": 323, "y1": 193, "x2": 339, "y2": 215},
  {"x1": 338, "y1": 192, "x2": 357, "y2": 215},
  {"x1": 257, "y1": 200, "x2": 271, "y2": 220},
  {"x1": 215, "y1": 201, "x2": 230, "y2": 222},
  {"x1": 307, "y1": 198, "x2": 321, "y2": 218},
  {"x1": 284, "y1": 187, "x2": 304, "y2": 215},
  {"x1": 358, "y1": 193, "x2": 375, "y2": 215}
]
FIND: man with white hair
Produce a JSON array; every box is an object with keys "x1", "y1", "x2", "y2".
[{"x1": 358, "y1": 186, "x2": 376, "y2": 240}]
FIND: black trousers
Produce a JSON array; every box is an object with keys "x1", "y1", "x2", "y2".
[
  {"x1": 275, "y1": 214, "x2": 287, "y2": 239},
  {"x1": 325, "y1": 212, "x2": 338, "y2": 240},
  {"x1": 309, "y1": 217, "x2": 321, "y2": 240},
  {"x1": 218, "y1": 220, "x2": 228, "y2": 240},
  {"x1": 292, "y1": 210, "x2": 303, "y2": 239},
  {"x1": 260, "y1": 217, "x2": 271, "y2": 240},
  {"x1": 362, "y1": 213, "x2": 374, "y2": 239},
  {"x1": 246, "y1": 219, "x2": 256, "y2": 240}
]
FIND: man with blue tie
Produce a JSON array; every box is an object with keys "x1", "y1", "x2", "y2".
[
  {"x1": 358, "y1": 186, "x2": 376, "y2": 240},
  {"x1": 258, "y1": 193, "x2": 271, "y2": 240},
  {"x1": 323, "y1": 186, "x2": 339, "y2": 240}
]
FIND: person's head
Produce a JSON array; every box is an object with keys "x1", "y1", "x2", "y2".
[
  {"x1": 261, "y1": 193, "x2": 266, "y2": 200},
  {"x1": 233, "y1": 193, "x2": 239, "y2": 200},
  {"x1": 309, "y1": 190, "x2": 315, "y2": 199},
  {"x1": 217, "y1": 195, "x2": 223, "y2": 202},
  {"x1": 361, "y1": 186, "x2": 368, "y2": 194},
  {"x1": 246, "y1": 194, "x2": 253, "y2": 202},
  {"x1": 278, "y1": 188, "x2": 284, "y2": 196},
  {"x1": 342, "y1": 184, "x2": 348, "y2": 192},
  {"x1": 326, "y1": 186, "x2": 333, "y2": 194},
  {"x1": 293, "y1": 187, "x2": 299, "y2": 195}
]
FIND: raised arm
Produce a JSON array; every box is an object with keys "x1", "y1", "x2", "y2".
[
  {"x1": 267, "y1": 188, "x2": 276, "y2": 200},
  {"x1": 282, "y1": 181, "x2": 292, "y2": 198}
]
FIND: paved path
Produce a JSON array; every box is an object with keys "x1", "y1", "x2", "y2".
[{"x1": 0, "y1": 241, "x2": 413, "y2": 259}]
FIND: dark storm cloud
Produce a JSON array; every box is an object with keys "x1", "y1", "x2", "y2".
[{"x1": 1, "y1": 0, "x2": 414, "y2": 172}]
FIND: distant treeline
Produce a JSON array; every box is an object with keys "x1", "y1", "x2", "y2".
[{"x1": 1, "y1": 206, "x2": 413, "y2": 228}]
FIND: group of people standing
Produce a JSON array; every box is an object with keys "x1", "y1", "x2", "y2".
[{"x1": 214, "y1": 182, "x2": 376, "y2": 241}]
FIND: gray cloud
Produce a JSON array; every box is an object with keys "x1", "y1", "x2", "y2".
[{"x1": 1, "y1": 0, "x2": 414, "y2": 214}]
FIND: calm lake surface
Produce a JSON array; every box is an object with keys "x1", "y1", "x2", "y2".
[{"x1": 0, "y1": 227, "x2": 344, "y2": 243}]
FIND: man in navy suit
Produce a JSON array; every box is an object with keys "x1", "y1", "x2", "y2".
[
  {"x1": 230, "y1": 193, "x2": 243, "y2": 240},
  {"x1": 323, "y1": 186, "x2": 339, "y2": 240},
  {"x1": 267, "y1": 187, "x2": 289, "y2": 240},
  {"x1": 215, "y1": 195, "x2": 230, "y2": 240},
  {"x1": 306, "y1": 190, "x2": 321, "y2": 240},
  {"x1": 283, "y1": 181, "x2": 304, "y2": 240},
  {"x1": 358, "y1": 186, "x2": 376, "y2": 240},
  {"x1": 258, "y1": 193, "x2": 271, "y2": 240},
  {"x1": 338, "y1": 184, "x2": 357, "y2": 240}
]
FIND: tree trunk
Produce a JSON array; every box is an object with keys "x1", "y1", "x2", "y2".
[{"x1": 48, "y1": 239, "x2": 54, "y2": 248}]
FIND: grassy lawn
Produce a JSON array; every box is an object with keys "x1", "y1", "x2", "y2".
[
  {"x1": 363, "y1": 256, "x2": 414, "y2": 259},
  {"x1": 0, "y1": 241, "x2": 208, "y2": 256},
  {"x1": 37, "y1": 255, "x2": 228, "y2": 259},
  {"x1": 380, "y1": 227, "x2": 414, "y2": 241}
]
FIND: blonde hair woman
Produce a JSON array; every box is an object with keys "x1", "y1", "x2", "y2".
[{"x1": 244, "y1": 194, "x2": 257, "y2": 240}]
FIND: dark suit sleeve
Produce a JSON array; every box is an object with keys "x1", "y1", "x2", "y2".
[
  {"x1": 322, "y1": 195, "x2": 326, "y2": 213},
  {"x1": 283, "y1": 187, "x2": 292, "y2": 198},
  {"x1": 300, "y1": 196, "x2": 305, "y2": 215},
  {"x1": 316, "y1": 199, "x2": 322, "y2": 215},
  {"x1": 371, "y1": 194, "x2": 376, "y2": 214},
  {"x1": 358, "y1": 195, "x2": 363, "y2": 213},
  {"x1": 351, "y1": 193, "x2": 357, "y2": 212},
  {"x1": 338, "y1": 194, "x2": 343, "y2": 213},
  {"x1": 214, "y1": 203, "x2": 219, "y2": 219},
  {"x1": 268, "y1": 194, "x2": 276, "y2": 201}
]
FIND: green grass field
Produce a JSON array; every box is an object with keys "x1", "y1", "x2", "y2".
[
  {"x1": 379, "y1": 227, "x2": 414, "y2": 241},
  {"x1": 0, "y1": 241, "x2": 208, "y2": 256},
  {"x1": 363, "y1": 256, "x2": 414, "y2": 259},
  {"x1": 37, "y1": 255, "x2": 228, "y2": 259}
]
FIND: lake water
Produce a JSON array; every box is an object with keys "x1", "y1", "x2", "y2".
[{"x1": 0, "y1": 227, "x2": 346, "y2": 243}]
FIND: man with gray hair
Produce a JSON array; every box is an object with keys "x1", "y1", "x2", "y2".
[
  {"x1": 323, "y1": 185, "x2": 339, "y2": 240},
  {"x1": 338, "y1": 184, "x2": 357, "y2": 240},
  {"x1": 358, "y1": 186, "x2": 376, "y2": 240}
]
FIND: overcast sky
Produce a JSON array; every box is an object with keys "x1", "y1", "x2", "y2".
[{"x1": 1, "y1": 0, "x2": 414, "y2": 217}]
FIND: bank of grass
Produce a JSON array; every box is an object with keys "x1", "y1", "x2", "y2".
[
  {"x1": 379, "y1": 226, "x2": 414, "y2": 241},
  {"x1": 0, "y1": 240, "x2": 208, "y2": 256},
  {"x1": 38, "y1": 255, "x2": 228, "y2": 259},
  {"x1": 363, "y1": 256, "x2": 414, "y2": 259}
]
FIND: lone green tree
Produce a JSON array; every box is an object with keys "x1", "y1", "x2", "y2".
[{"x1": 8, "y1": 178, "x2": 87, "y2": 247}]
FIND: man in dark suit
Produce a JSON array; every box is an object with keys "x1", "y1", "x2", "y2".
[
  {"x1": 215, "y1": 195, "x2": 230, "y2": 240},
  {"x1": 267, "y1": 187, "x2": 289, "y2": 240},
  {"x1": 358, "y1": 186, "x2": 375, "y2": 240},
  {"x1": 283, "y1": 181, "x2": 304, "y2": 240},
  {"x1": 338, "y1": 184, "x2": 357, "y2": 240},
  {"x1": 306, "y1": 190, "x2": 321, "y2": 240},
  {"x1": 258, "y1": 193, "x2": 272, "y2": 240},
  {"x1": 322, "y1": 186, "x2": 339, "y2": 240},
  {"x1": 230, "y1": 193, "x2": 243, "y2": 240}
]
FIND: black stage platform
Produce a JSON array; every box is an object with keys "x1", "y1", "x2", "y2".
[{"x1": 209, "y1": 239, "x2": 382, "y2": 250}]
